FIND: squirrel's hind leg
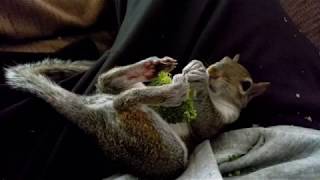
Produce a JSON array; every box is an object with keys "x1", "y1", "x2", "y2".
[
  {"x1": 96, "y1": 56, "x2": 177, "y2": 94},
  {"x1": 112, "y1": 75, "x2": 189, "y2": 177}
]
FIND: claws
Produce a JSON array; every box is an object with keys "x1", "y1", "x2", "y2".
[
  {"x1": 142, "y1": 56, "x2": 178, "y2": 79},
  {"x1": 156, "y1": 56, "x2": 178, "y2": 72},
  {"x1": 182, "y1": 60, "x2": 205, "y2": 75},
  {"x1": 182, "y1": 60, "x2": 208, "y2": 85}
]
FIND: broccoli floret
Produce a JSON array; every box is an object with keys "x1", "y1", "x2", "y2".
[
  {"x1": 149, "y1": 71, "x2": 173, "y2": 86},
  {"x1": 149, "y1": 71, "x2": 197, "y2": 123}
]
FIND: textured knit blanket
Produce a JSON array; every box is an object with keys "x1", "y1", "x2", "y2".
[{"x1": 104, "y1": 126, "x2": 320, "y2": 180}]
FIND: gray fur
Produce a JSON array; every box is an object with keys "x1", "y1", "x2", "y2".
[{"x1": 5, "y1": 57, "x2": 187, "y2": 178}]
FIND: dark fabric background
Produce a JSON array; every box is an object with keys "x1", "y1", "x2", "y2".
[{"x1": 1, "y1": 0, "x2": 320, "y2": 179}]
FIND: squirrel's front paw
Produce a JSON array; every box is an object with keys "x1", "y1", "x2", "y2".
[
  {"x1": 183, "y1": 60, "x2": 208, "y2": 85},
  {"x1": 182, "y1": 60, "x2": 205, "y2": 74},
  {"x1": 185, "y1": 68, "x2": 208, "y2": 84},
  {"x1": 161, "y1": 74, "x2": 189, "y2": 107}
]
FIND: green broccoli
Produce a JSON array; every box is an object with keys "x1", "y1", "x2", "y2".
[{"x1": 149, "y1": 71, "x2": 197, "y2": 123}]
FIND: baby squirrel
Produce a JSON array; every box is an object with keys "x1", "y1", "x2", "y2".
[{"x1": 5, "y1": 55, "x2": 269, "y2": 179}]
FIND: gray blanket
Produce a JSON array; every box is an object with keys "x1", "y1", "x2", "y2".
[{"x1": 104, "y1": 126, "x2": 320, "y2": 180}]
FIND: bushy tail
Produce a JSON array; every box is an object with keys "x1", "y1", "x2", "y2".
[
  {"x1": 4, "y1": 58, "x2": 93, "y2": 99},
  {"x1": 4, "y1": 59, "x2": 101, "y2": 134},
  {"x1": 20, "y1": 58, "x2": 94, "y2": 81}
]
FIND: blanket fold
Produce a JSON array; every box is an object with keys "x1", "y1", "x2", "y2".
[{"x1": 105, "y1": 126, "x2": 320, "y2": 180}]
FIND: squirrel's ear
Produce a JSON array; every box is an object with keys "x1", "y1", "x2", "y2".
[
  {"x1": 233, "y1": 54, "x2": 240, "y2": 62},
  {"x1": 248, "y1": 82, "x2": 270, "y2": 101}
]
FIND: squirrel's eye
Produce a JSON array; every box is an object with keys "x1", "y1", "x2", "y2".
[{"x1": 241, "y1": 80, "x2": 252, "y2": 92}]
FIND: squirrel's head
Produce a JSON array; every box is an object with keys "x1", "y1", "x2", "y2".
[{"x1": 207, "y1": 55, "x2": 270, "y2": 109}]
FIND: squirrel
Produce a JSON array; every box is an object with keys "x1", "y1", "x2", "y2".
[{"x1": 4, "y1": 55, "x2": 269, "y2": 179}]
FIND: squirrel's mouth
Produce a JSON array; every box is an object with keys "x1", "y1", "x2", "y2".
[
  {"x1": 208, "y1": 83, "x2": 216, "y2": 93},
  {"x1": 208, "y1": 77, "x2": 217, "y2": 93}
]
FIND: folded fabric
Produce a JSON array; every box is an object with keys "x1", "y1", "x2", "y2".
[{"x1": 104, "y1": 126, "x2": 320, "y2": 180}]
